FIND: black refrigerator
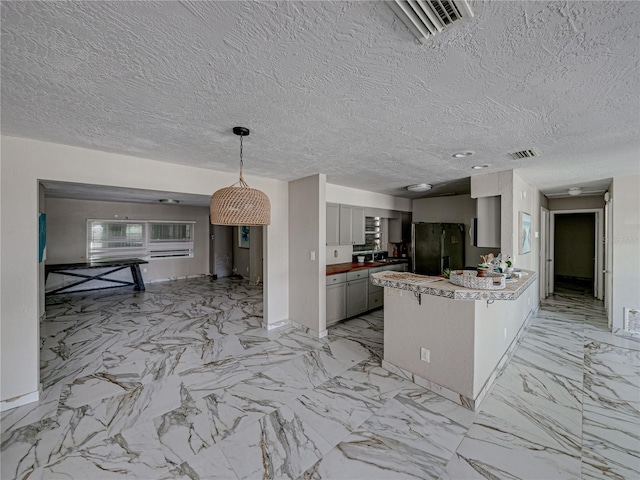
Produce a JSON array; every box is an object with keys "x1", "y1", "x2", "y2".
[{"x1": 411, "y1": 223, "x2": 465, "y2": 275}]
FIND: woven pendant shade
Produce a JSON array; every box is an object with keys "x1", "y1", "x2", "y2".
[
  {"x1": 210, "y1": 127, "x2": 271, "y2": 226},
  {"x1": 210, "y1": 184, "x2": 271, "y2": 226}
]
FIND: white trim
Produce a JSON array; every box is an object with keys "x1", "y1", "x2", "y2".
[
  {"x1": 262, "y1": 318, "x2": 290, "y2": 330},
  {"x1": 549, "y1": 208, "x2": 604, "y2": 299},
  {"x1": 1, "y1": 384, "x2": 42, "y2": 412},
  {"x1": 146, "y1": 274, "x2": 208, "y2": 284},
  {"x1": 540, "y1": 207, "x2": 550, "y2": 299},
  {"x1": 288, "y1": 319, "x2": 328, "y2": 338},
  {"x1": 604, "y1": 195, "x2": 614, "y2": 328}
]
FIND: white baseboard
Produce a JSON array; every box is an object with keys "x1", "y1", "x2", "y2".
[
  {"x1": 262, "y1": 318, "x2": 290, "y2": 330},
  {"x1": 147, "y1": 274, "x2": 209, "y2": 284},
  {"x1": 288, "y1": 319, "x2": 328, "y2": 339},
  {"x1": 1, "y1": 384, "x2": 42, "y2": 412}
]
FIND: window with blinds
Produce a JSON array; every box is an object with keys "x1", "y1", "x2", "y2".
[
  {"x1": 87, "y1": 220, "x2": 195, "y2": 261},
  {"x1": 148, "y1": 222, "x2": 194, "y2": 259},
  {"x1": 354, "y1": 216, "x2": 382, "y2": 252}
]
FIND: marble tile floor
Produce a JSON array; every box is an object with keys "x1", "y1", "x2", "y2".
[{"x1": 1, "y1": 277, "x2": 638, "y2": 479}]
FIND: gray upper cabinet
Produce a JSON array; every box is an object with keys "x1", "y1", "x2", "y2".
[
  {"x1": 476, "y1": 196, "x2": 501, "y2": 248},
  {"x1": 339, "y1": 204, "x2": 352, "y2": 245},
  {"x1": 351, "y1": 206, "x2": 365, "y2": 245},
  {"x1": 326, "y1": 203, "x2": 340, "y2": 246},
  {"x1": 338, "y1": 204, "x2": 365, "y2": 245},
  {"x1": 389, "y1": 211, "x2": 412, "y2": 243}
]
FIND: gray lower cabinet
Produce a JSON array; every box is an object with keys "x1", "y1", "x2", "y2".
[
  {"x1": 326, "y1": 283, "x2": 346, "y2": 326},
  {"x1": 346, "y1": 278, "x2": 368, "y2": 318},
  {"x1": 326, "y1": 263, "x2": 407, "y2": 325},
  {"x1": 368, "y1": 289, "x2": 383, "y2": 309},
  {"x1": 346, "y1": 268, "x2": 369, "y2": 318},
  {"x1": 368, "y1": 266, "x2": 384, "y2": 310},
  {"x1": 326, "y1": 273, "x2": 347, "y2": 327}
]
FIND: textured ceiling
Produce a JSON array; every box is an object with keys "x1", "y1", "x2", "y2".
[{"x1": 2, "y1": 1, "x2": 639, "y2": 202}]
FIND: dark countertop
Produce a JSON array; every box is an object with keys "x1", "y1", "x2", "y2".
[{"x1": 326, "y1": 258, "x2": 408, "y2": 276}]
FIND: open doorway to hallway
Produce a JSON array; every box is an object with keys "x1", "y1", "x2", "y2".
[
  {"x1": 553, "y1": 212, "x2": 596, "y2": 295},
  {"x1": 209, "y1": 225, "x2": 263, "y2": 283}
]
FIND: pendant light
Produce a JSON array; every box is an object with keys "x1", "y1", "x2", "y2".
[{"x1": 210, "y1": 127, "x2": 271, "y2": 225}]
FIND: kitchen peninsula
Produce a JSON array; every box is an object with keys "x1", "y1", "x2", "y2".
[{"x1": 370, "y1": 270, "x2": 537, "y2": 410}]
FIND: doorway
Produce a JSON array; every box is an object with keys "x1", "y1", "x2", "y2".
[
  {"x1": 548, "y1": 209, "x2": 603, "y2": 299},
  {"x1": 209, "y1": 225, "x2": 263, "y2": 282}
]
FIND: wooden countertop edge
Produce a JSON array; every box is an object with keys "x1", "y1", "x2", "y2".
[{"x1": 326, "y1": 259, "x2": 408, "y2": 276}]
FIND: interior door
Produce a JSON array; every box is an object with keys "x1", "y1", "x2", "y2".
[
  {"x1": 549, "y1": 213, "x2": 555, "y2": 294},
  {"x1": 605, "y1": 196, "x2": 613, "y2": 328},
  {"x1": 540, "y1": 208, "x2": 549, "y2": 299}
]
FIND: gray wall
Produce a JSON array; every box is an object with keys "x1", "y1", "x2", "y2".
[
  {"x1": 549, "y1": 195, "x2": 605, "y2": 211},
  {"x1": 214, "y1": 225, "x2": 233, "y2": 278},
  {"x1": 610, "y1": 175, "x2": 640, "y2": 332},
  {"x1": 289, "y1": 174, "x2": 326, "y2": 334},
  {"x1": 46, "y1": 198, "x2": 210, "y2": 283},
  {"x1": 232, "y1": 226, "x2": 251, "y2": 278},
  {"x1": 554, "y1": 213, "x2": 595, "y2": 279}
]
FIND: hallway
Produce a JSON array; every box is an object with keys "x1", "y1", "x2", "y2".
[{"x1": 1, "y1": 278, "x2": 638, "y2": 479}]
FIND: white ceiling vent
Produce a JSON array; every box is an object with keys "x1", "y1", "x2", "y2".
[
  {"x1": 388, "y1": 0, "x2": 474, "y2": 43},
  {"x1": 509, "y1": 149, "x2": 539, "y2": 160}
]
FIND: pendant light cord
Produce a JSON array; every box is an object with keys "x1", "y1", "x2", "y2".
[{"x1": 237, "y1": 133, "x2": 249, "y2": 188}]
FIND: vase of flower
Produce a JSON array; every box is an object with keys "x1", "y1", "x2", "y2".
[
  {"x1": 505, "y1": 255, "x2": 513, "y2": 274},
  {"x1": 477, "y1": 263, "x2": 491, "y2": 277}
]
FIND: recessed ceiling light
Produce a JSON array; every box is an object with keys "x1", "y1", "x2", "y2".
[
  {"x1": 406, "y1": 183, "x2": 432, "y2": 192},
  {"x1": 568, "y1": 188, "x2": 582, "y2": 196},
  {"x1": 471, "y1": 164, "x2": 490, "y2": 170},
  {"x1": 452, "y1": 151, "x2": 474, "y2": 158},
  {"x1": 159, "y1": 199, "x2": 180, "y2": 204}
]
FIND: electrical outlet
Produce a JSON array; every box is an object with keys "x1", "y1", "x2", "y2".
[
  {"x1": 504, "y1": 328, "x2": 507, "y2": 339},
  {"x1": 420, "y1": 347, "x2": 430, "y2": 363},
  {"x1": 310, "y1": 251, "x2": 316, "y2": 261}
]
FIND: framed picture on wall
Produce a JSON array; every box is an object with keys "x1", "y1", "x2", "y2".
[
  {"x1": 38, "y1": 212, "x2": 46, "y2": 263},
  {"x1": 238, "y1": 225, "x2": 250, "y2": 249},
  {"x1": 519, "y1": 211, "x2": 532, "y2": 254}
]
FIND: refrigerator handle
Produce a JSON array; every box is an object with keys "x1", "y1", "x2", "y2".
[{"x1": 411, "y1": 223, "x2": 416, "y2": 273}]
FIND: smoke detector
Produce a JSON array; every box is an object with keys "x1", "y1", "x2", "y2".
[{"x1": 388, "y1": 0, "x2": 474, "y2": 44}]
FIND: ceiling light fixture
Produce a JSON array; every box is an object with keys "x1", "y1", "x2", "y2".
[
  {"x1": 471, "y1": 164, "x2": 490, "y2": 170},
  {"x1": 210, "y1": 127, "x2": 271, "y2": 226},
  {"x1": 406, "y1": 183, "x2": 432, "y2": 192},
  {"x1": 159, "y1": 199, "x2": 179, "y2": 204},
  {"x1": 452, "y1": 151, "x2": 474, "y2": 158},
  {"x1": 568, "y1": 187, "x2": 582, "y2": 196}
]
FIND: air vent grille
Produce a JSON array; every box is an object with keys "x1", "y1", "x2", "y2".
[
  {"x1": 388, "y1": 0, "x2": 473, "y2": 43},
  {"x1": 509, "y1": 149, "x2": 539, "y2": 160}
]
